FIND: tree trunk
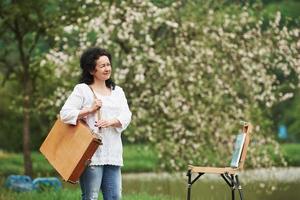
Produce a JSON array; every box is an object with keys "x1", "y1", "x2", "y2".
[
  {"x1": 23, "y1": 69, "x2": 33, "y2": 176},
  {"x1": 14, "y1": 15, "x2": 33, "y2": 176}
]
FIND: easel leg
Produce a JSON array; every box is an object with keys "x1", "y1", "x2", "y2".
[
  {"x1": 186, "y1": 170, "x2": 204, "y2": 200},
  {"x1": 231, "y1": 174, "x2": 236, "y2": 200},
  {"x1": 187, "y1": 170, "x2": 192, "y2": 200},
  {"x1": 235, "y1": 175, "x2": 244, "y2": 200}
]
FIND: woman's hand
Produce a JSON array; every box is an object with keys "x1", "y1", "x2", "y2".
[
  {"x1": 89, "y1": 99, "x2": 102, "y2": 113},
  {"x1": 95, "y1": 119, "x2": 121, "y2": 128},
  {"x1": 78, "y1": 99, "x2": 101, "y2": 119}
]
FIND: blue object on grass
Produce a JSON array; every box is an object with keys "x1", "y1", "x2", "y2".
[
  {"x1": 32, "y1": 177, "x2": 62, "y2": 191},
  {"x1": 278, "y1": 124, "x2": 288, "y2": 139},
  {"x1": 4, "y1": 175, "x2": 33, "y2": 192}
]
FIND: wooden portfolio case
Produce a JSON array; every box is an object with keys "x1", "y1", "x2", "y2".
[{"x1": 40, "y1": 119, "x2": 102, "y2": 183}]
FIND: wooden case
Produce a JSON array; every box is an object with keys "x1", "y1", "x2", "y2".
[{"x1": 39, "y1": 119, "x2": 102, "y2": 183}]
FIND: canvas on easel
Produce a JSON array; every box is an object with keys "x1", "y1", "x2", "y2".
[{"x1": 230, "y1": 133, "x2": 246, "y2": 168}]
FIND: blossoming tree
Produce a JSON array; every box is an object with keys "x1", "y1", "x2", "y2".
[{"x1": 45, "y1": 0, "x2": 300, "y2": 170}]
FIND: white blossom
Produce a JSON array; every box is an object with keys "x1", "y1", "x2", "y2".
[{"x1": 42, "y1": 1, "x2": 299, "y2": 170}]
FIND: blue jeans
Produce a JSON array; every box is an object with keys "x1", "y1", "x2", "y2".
[{"x1": 80, "y1": 165, "x2": 121, "y2": 200}]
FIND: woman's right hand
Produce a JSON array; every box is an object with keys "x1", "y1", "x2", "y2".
[{"x1": 89, "y1": 99, "x2": 102, "y2": 113}]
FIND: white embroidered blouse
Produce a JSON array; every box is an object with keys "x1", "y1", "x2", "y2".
[{"x1": 60, "y1": 83, "x2": 132, "y2": 166}]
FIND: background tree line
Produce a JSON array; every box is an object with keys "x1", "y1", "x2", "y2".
[{"x1": 0, "y1": 0, "x2": 299, "y2": 175}]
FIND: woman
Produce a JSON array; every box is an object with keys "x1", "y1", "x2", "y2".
[{"x1": 60, "y1": 47, "x2": 132, "y2": 200}]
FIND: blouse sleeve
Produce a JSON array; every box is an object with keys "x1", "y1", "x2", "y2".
[
  {"x1": 59, "y1": 84, "x2": 84, "y2": 125},
  {"x1": 115, "y1": 87, "x2": 132, "y2": 133}
]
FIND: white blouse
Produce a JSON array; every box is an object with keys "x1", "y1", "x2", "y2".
[{"x1": 60, "y1": 83, "x2": 132, "y2": 166}]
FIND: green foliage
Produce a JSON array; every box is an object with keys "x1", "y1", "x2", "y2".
[
  {"x1": 246, "y1": 143, "x2": 300, "y2": 167},
  {"x1": 0, "y1": 80, "x2": 23, "y2": 151},
  {"x1": 263, "y1": 0, "x2": 300, "y2": 21},
  {"x1": 279, "y1": 93, "x2": 300, "y2": 142},
  {"x1": 0, "y1": 77, "x2": 57, "y2": 151},
  {"x1": 0, "y1": 0, "x2": 104, "y2": 154},
  {"x1": 151, "y1": 0, "x2": 175, "y2": 7}
]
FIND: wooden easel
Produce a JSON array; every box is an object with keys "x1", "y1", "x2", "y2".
[{"x1": 186, "y1": 122, "x2": 253, "y2": 200}]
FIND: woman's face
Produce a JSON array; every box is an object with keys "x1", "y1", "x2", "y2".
[{"x1": 92, "y1": 56, "x2": 111, "y2": 81}]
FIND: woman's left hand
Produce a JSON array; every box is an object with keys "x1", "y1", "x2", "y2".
[
  {"x1": 95, "y1": 119, "x2": 113, "y2": 128},
  {"x1": 95, "y1": 119, "x2": 121, "y2": 128}
]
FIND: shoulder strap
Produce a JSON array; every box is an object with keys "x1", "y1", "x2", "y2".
[
  {"x1": 88, "y1": 85, "x2": 98, "y2": 99},
  {"x1": 88, "y1": 85, "x2": 101, "y2": 122}
]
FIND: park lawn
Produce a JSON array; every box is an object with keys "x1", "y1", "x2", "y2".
[
  {"x1": 0, "y1": 144, "x2": 158, "y2": 177},
  {"x1": 0, "y1": 188, "x2": 175, "y2": 200},
  {"x1": 123, "y1": 144, "x2": 158, "y2": 173},
  {"x1": 281, "y1": 143, "x2": 300, "y2": 166}
]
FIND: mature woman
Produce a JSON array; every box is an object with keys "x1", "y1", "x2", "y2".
[{"x1": 60, "y1": 47, "x2": 132, "y2": 200}]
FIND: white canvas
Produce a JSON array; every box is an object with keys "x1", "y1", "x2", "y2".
[{"x1": 230, "y1": 133, "x2": 246, "y2": 168}]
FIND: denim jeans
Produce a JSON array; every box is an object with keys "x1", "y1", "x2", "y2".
[{"x1": 80, "y1": 165, "x2": 121, "y2": 200}]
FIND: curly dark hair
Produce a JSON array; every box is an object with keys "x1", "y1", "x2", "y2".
[{"x1": 79, "y1": 47, "x2": 115, "y2": 89}]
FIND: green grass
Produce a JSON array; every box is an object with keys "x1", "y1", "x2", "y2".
[
  {"x1": 123, "y1": 144, "x2": 158, "y2": 172},
  {"x1": 0, "y1": 188, "x2": 175, "y2": 200},
  {"x1": 281, "y1": 143, "x2": 300, "y2": 166},
  {"x1": 0, "y1": 144, "x2": 158, "y2": 177}
]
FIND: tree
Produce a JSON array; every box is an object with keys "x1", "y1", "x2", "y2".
[
  {"x1": 0, "y1": 0, "x2": 100, "y2": 176},
  {"x1": 45, "y1": 1, "x2": 300, "y2": 170}
]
